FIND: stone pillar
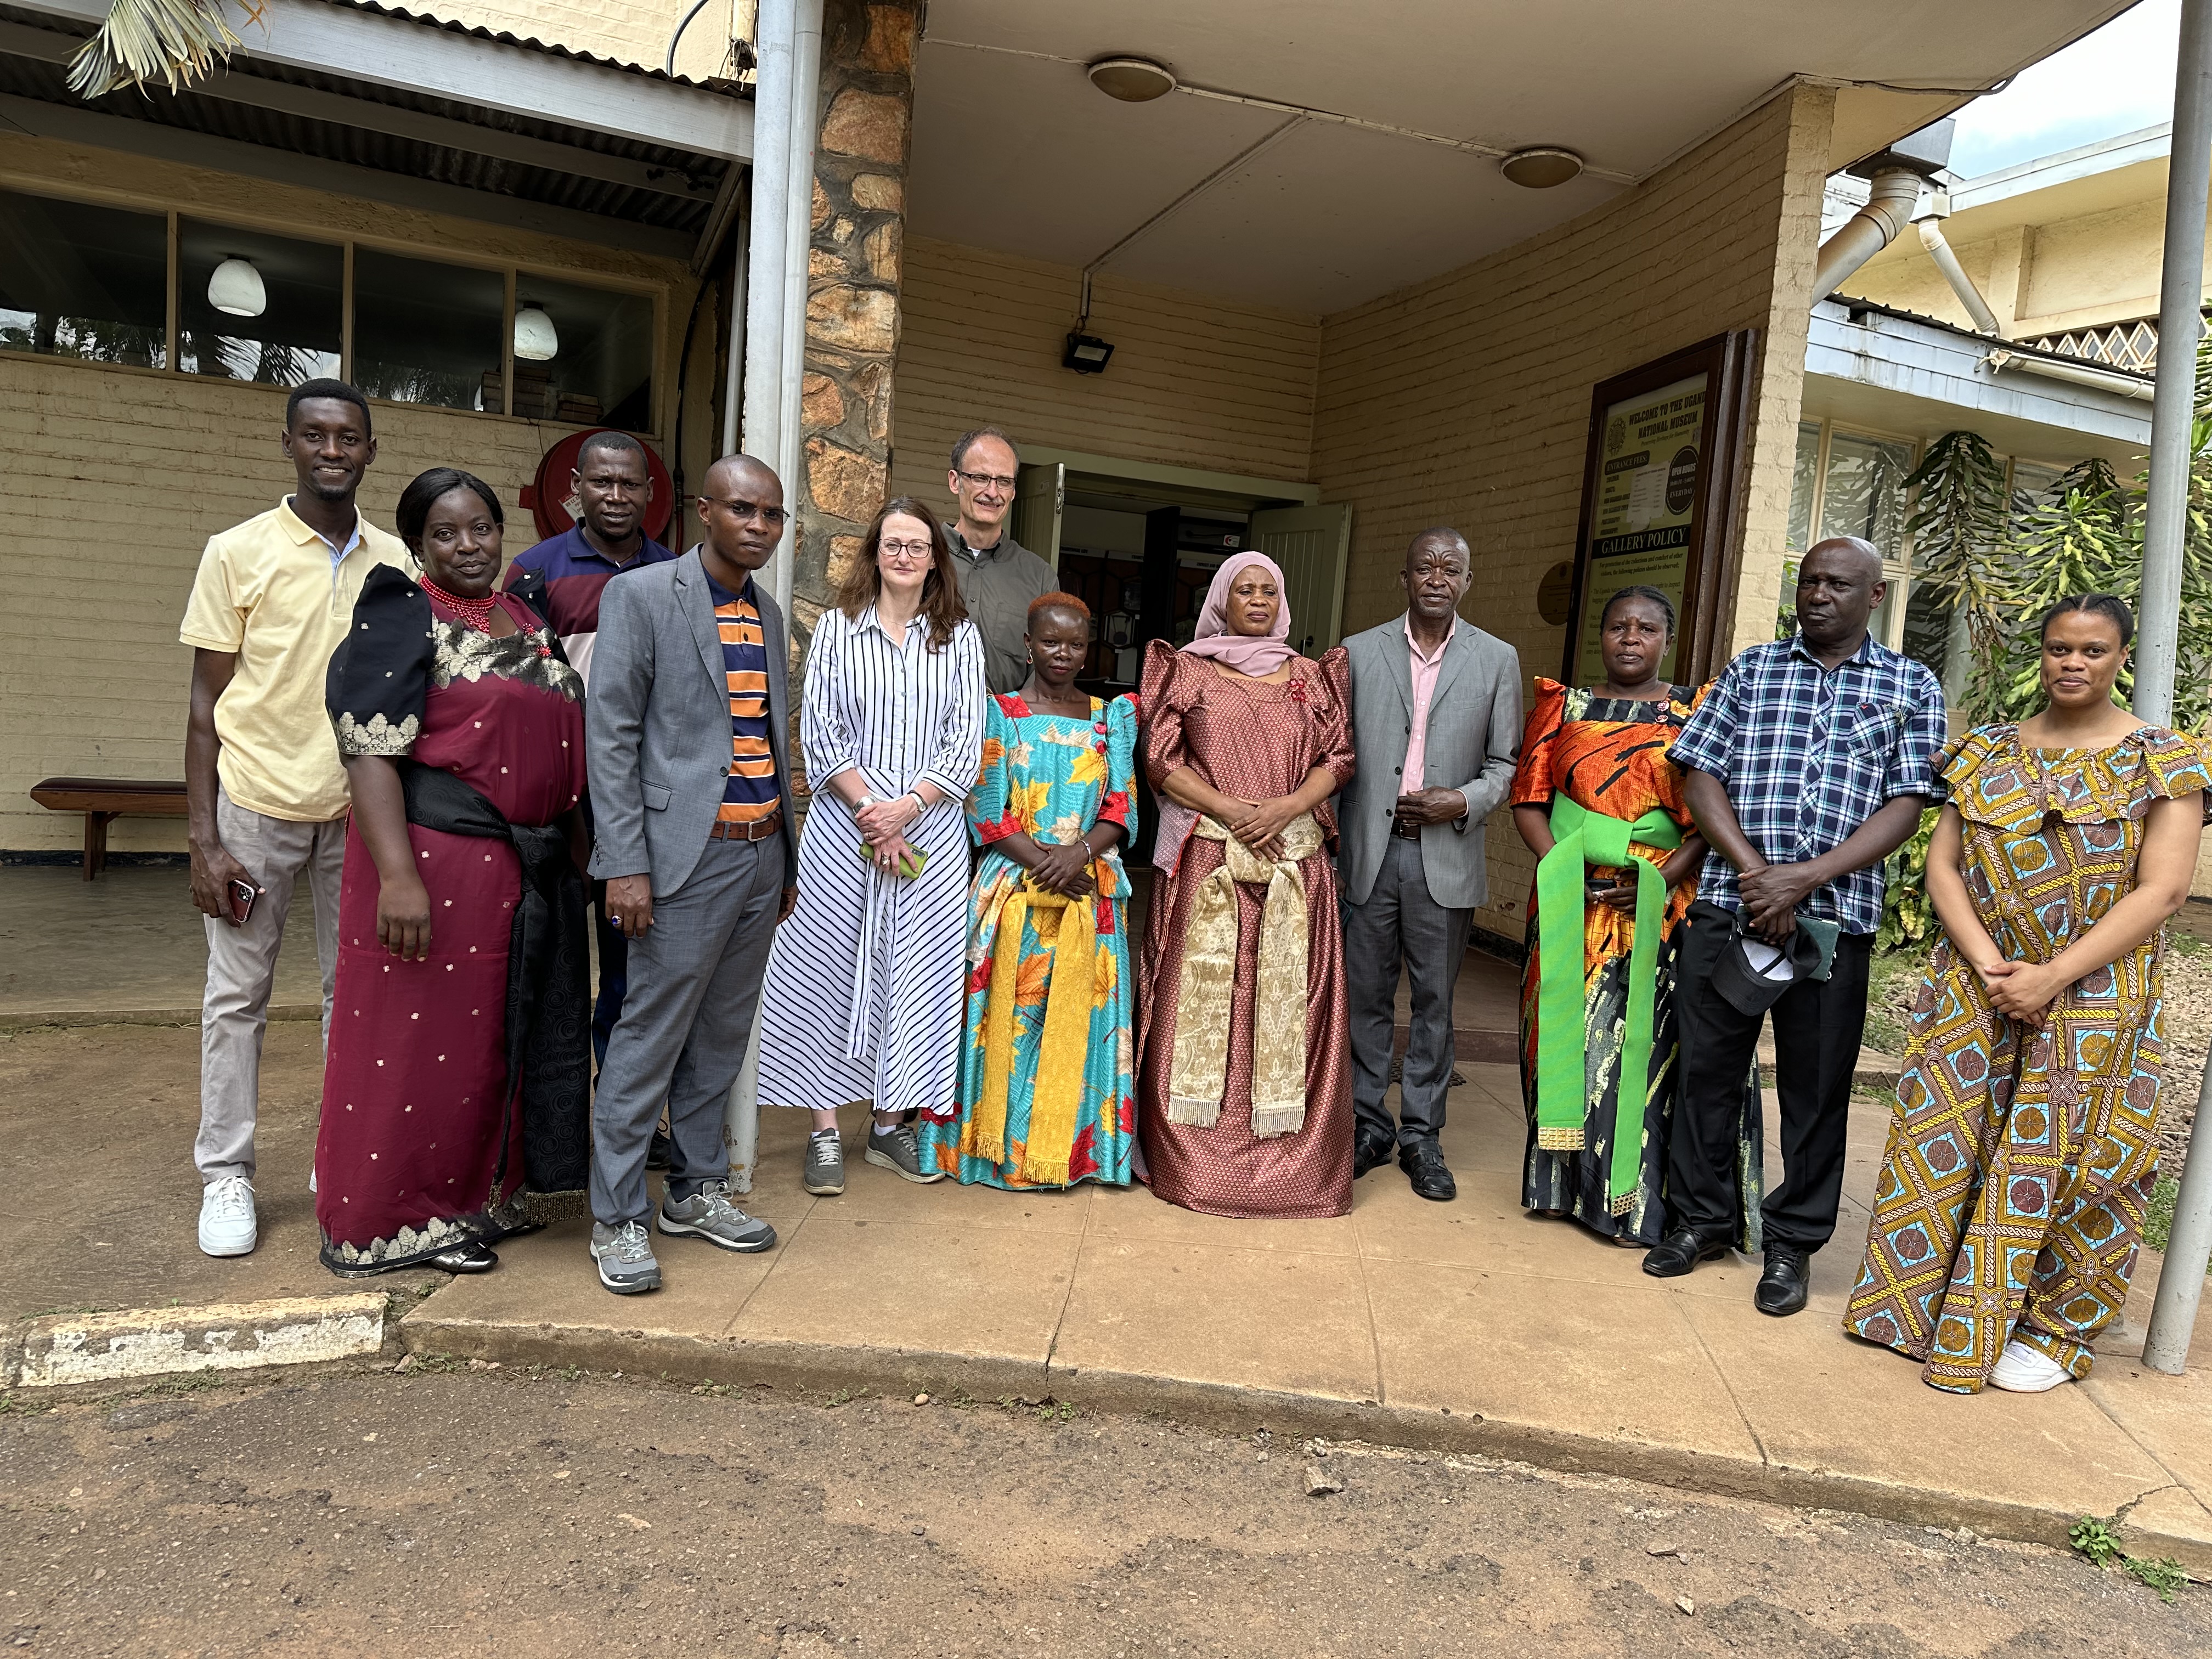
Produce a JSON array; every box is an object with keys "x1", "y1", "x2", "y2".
[{"x1": 788, "y1": 0, "x2": 920, "y2": 653}]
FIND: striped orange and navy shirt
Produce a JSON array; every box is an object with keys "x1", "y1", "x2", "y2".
[{"x1": 705, "y1": 573, "x2": 778, "y2": 825}]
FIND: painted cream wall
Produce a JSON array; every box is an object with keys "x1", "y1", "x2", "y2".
[
  {"x1": 887, "y1": 236, "x2": 1321, "y2": 507},
  {"x1": 1848, "y1": 171, "x2": 2207, "y2": 341},
  {"x1": 1311, "y1": 85, "x2": 1834, "y2": 945},
  {"x1": 0, "y1": 133, "x2": 708, "y2": 856}
]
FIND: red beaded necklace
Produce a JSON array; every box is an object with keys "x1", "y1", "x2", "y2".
[{"x1": 420, "y1": 575, "x2": 499, "y2": 633}]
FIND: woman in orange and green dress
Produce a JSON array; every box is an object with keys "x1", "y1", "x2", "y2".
[
  {"x1": 1511, "y1": 586, "x2": 1758, "y2": 1248},
  {"x1": 1846, "y1": 594, "x2": 2208, "y2": 1394}
]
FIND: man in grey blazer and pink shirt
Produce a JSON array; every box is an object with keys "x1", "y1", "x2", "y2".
[
  {"x1": 584, "y1": 453, "x2": 800, "y2": 1295},
  {"x1": 1339, "y1": 528, "x2": 1521, "y2": 1201}
]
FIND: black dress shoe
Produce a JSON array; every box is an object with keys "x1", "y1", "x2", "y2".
[
  {"x1": 1400, "y1": 1139, "x2": 1457, "y2": 1202},
  {"x1": 428, "y1": 1242, "x2": 499, "y2": 1274},
  {"x1": 1353, "y1": 1128, "x2": 1397, "y2": 1180},
  {"x1": 1641, "y1": 1226, "x2": 1729, "y2": 1278},
  {"x1": 1754, "y1": 1245, "x2": 1810, "y2": 1316}
]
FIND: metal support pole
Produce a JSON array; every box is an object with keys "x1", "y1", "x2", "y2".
[
  {"x1": 774, "y1": 0, "x2": 823, "y2": 623},
  {"x1": 2141, "y1": 0, "x2": 2212, "y2": 1375},
  {"x1": 740, "y1": 0, "x2": 793, "y2": 475}
]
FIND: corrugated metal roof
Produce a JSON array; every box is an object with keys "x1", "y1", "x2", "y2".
[
  {"x1": 0, "y1": 4, "x2": 744, "y2": 236},
  {"x1": 1822, "y1": 294, "x2": 2157, "y2": 383},
  {"x1": 320, "y1": 0, "x2": 752, "y2": 91}
]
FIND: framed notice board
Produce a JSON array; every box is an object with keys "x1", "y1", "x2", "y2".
[{"x1": 1560, "y1": 331, "x2": 1756, "y2": 687}]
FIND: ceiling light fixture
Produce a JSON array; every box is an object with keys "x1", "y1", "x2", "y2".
[
  {"x1": 1087, "y1": 56, "x2": 1176, "y2": 103},
  {"x1": 1499, "y1": 146, "x2": 1585, "y2": 189},
  {"x1": 514, "y1": 302, "x2": 559, "y2": 362},
  {"x1": 207, "y1": 256, "x2": 266, "y2": 318}
]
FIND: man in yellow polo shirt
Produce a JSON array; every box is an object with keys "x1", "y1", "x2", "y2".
[{"x1": 178, "y1": 379, "x2": 408, "y2": 1259}]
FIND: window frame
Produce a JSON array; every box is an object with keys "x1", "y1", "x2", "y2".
[
  {"x1": 1786, "y1": 416, "x2": 1922, "y2": 650},
  {"x1": 0, "y1": 174, "x2": 667, "y2": 438}
]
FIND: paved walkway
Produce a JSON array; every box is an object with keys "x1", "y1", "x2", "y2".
[{"x1": 4, "y1": 865, "x2": 2208, "y2": 1568}]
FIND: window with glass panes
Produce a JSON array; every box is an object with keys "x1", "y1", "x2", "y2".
[{"x1": 0, "y1": 187, "x2": 659, "y2": 434}]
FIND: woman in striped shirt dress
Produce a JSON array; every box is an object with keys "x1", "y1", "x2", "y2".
[{"x1": 756, "y1": 498, "x2": 986, "y2": 1195}]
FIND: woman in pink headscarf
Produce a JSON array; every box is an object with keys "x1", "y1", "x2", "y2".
[{"x1": 1137, "y1": 552, "x2": 1357, "y2": 1217}]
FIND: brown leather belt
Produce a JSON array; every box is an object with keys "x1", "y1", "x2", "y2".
[
  {"x1": 1390, "y1": 819, "x2": 1422, "y2": 840},
  {"x1": 708, "y1": 811, "x2": 783, "y2": 842}
]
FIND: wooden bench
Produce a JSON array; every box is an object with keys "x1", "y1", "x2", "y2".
[{"x1": 29, "y1": 777, "x2": 189, "y2": 879}]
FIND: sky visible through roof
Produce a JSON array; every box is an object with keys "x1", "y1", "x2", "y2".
[{"x1": 1948, "y1": 0, "x2": 2178, "y2": 177}]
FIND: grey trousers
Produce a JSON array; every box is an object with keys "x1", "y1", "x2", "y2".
[
  {"x1": 196, "y1": 788, "x2": 345, "y2": 1184},
  {"x1": 1342, "y1": 833, "x2": 1473, "y2": 1147},
  {"x1": 591, "y1": 835, "x2": 783, "y2": 1226}
]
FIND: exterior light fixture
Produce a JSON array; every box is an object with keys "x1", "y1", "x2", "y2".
[
  {"x1": 1063, "y1": 331, "x2": 1114, "y2": 374},
  {"x1": 1499, "y1": 146, "x2": 1585, "y2": 189},
  {"x1": 1087, "y1": 56, "x2": 1176, "y2": 102},
  {"x1": 207, "y1": 256, "x2": 266, "y2": 318},
  {"x1": 514, "y1": 302, "x2": 559, "y2": 362}
]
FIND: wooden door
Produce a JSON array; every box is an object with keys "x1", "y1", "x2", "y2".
[{"x1": 1251, "y1": 503, "x2": 1352, "y2": 655}]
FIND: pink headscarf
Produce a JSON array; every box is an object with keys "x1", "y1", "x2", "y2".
[{"x1": 1180, "y1": 551, "x2": 1297, "y2": 676}]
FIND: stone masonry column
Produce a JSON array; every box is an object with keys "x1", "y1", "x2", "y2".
[{"x1": 786, "y1": 0, "x2": 921, "y2": 672}]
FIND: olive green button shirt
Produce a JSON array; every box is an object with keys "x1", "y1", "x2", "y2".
[{"x1": 945, "y1": 524, "x2": 1057, "y2": 695}]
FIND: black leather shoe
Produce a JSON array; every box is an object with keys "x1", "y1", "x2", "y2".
[
  {"x1": 428, "y1": 1242, "x2": 499, "y2": 1274},
  {"x1": 1400, "y1": 1139, "x2": 1457, "y2": 1202},
  {"x1": 1353, "y1": 1128, "x2": 1397, "y2": 1180},
  {"x1": 647, "y1": 1124, "x2": 673, "y2": 1171},
  {"x1": 1641, "y1": 1226, "x2": 1729, "y2": 1278},
  {"x1": 1754, "y1": 1245, "x2": 1810, "y2": 1317}
]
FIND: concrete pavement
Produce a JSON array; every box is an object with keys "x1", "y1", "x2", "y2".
[{"x1": 4, "y1": 1012, "x2": 2208, "y2": 1571}]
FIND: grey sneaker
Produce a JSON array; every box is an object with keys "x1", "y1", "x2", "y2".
[
  {"x1": 803, "y1": 1131, "x2": 845, "y2": 1196},
  {"x1": 590, "y1": 1220, "x2": 662, "y2": 1295},
  {"x1": 864, "y1": 1121, "x2": 943, "y2": 1184},
  {"x1": 658, "y1": 1180, "x2": 776, "y2": 1252}
]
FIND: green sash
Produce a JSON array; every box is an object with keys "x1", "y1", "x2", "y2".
[{"x1": 1533, "y1": 793, "x2": 1684, "y2": 1212}]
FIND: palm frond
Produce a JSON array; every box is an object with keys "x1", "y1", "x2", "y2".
[{"x1": 66, "y1": 0, "x2": 263, "y2": 98}]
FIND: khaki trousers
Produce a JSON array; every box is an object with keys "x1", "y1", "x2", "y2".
[{"x1": 195, "y1": 788, "x2": 345, "y2": 1184}]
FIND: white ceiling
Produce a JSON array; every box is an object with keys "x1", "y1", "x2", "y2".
[{"x1": 905, "y1": 0, "x2": 2139, "y2": 314}]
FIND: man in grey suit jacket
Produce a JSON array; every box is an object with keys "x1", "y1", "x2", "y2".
[
  {"x1": 583, "y1": 454, "x2": 800, "y2": 1295},
  {"x1": 1339, "y1": 529, "x2": 1521, "y2": 1202}
]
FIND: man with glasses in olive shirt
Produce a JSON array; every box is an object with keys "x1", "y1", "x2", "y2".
[{"x1": 943, "y1": 427, "x2": 1056, "y2": 694}]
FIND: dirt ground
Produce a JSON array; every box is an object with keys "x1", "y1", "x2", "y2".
[{"x1": 0, "y1": 1365, "x2": 2200, "y2": 1659}]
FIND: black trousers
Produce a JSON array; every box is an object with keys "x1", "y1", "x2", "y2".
[{"x1": 1666, "y1": 901, "x2": 1872, "y2": 1253}]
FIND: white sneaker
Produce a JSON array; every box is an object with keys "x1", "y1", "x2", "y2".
[
  {"x1": 1990, "y1": 1338, "x2": 2073, "y2": 1393},
  {"x1": 198, "y1": 1175, "x2": 258, "y2": 1257}
]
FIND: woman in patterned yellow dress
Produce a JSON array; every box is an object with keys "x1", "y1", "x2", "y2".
[{"x1": 1846, "y1": 595, "x2": 2208, "y2": 1394}]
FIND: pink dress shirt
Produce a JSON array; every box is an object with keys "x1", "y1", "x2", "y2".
[{"x1": 1402, "y1": 619, "x2": 1452, "y2": 797}]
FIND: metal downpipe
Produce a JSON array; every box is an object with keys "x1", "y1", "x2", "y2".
[
  {"x1": 1916, "y1": 217, "x2": 2002, "y2": 334},
  {"x1": 1812, "y1": 167, "x2": 1923, "y2": 302},
  {"x1": 2142, "y1": 0, "x2": 2212, "y2": 1375}
]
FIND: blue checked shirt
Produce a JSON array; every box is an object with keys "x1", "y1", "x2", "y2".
[{"x1": 1668, "y1": 633, "x2": 1945, "y2": 935}]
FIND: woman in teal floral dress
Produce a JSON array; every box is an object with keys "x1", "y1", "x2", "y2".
[{"x1": 921, "y1": 594, "x2": 1138, "y2": 1189}]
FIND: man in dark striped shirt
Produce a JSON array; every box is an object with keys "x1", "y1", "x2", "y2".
[{"x1": 503, "y1": 430, "x2": 677, "y2": 1088}]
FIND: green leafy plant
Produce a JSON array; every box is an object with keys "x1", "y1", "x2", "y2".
[
  {"x1": 2070, "y1": 1516, "x2": 2125, "y2": 1568},
  {"x1": 1876, "y1": 809, "x2": 1940, "y2": 956},
  {"x1": 2070, "y1": 1515, "x2": 2194, "y2": 1601}
]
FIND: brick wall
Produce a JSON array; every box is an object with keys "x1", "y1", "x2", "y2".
[
  {"x1": 1311, "y1": 85, "x2": 1833, "y2": 944},
  {"x1": 0, "y1": 133, "x2": 703, "y2": 856},
  {"x1": 887, "y1": 237, "x2": 1322, "y2": 505}
]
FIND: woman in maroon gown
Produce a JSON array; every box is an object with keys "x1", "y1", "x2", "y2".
[
  {"x1": 1138, "y1": 552, "x2": 1357, "y2": 1217},
  {"x1": 317, "y1": 468, "x2": 590, "y2": 1276}
]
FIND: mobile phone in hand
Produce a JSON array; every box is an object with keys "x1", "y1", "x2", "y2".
[{"x1": 228, "y1": 878, "x2": 259, "y2": 924}]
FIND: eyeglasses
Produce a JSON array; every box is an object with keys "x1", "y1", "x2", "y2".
[
  {"x1": 953, "y1": 470, "x2": 1017, "y2": 492},
  {"x1": 703, "y1": 496, "x2": 788, "y2": 526},
  {"x1": 880, "y1": 539, "x2": 934, "y2": 558}
]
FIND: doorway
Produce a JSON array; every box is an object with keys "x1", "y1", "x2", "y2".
[{"x1": 1008, "y1": 447, "x2": 1350, "y2": 692}]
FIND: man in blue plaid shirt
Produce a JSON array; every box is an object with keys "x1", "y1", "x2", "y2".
[{"x1": 1647, "y1": 538, "x2": 1944, "y2": 1317}]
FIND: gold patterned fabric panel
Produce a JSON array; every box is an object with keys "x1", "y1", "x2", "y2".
[{"x1": 1844, "y1": 724, "x2": 2207, "y2": 1392}]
